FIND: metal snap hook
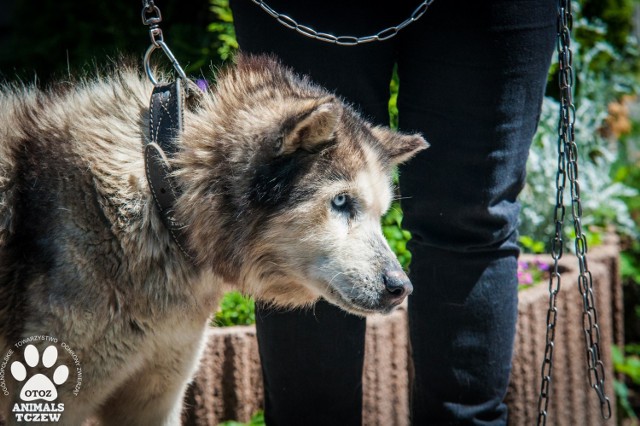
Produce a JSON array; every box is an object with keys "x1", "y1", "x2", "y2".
[{"x1": 144, "y1": 41, "x2": 187, "y2": 86}]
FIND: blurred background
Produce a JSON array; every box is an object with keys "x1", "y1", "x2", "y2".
[
  {"x1": 1, "y1": 0, "x2": 640, "y2": 424},
  {"x1": 0, "y1": 0, "x2": 216, "y2": 83}
]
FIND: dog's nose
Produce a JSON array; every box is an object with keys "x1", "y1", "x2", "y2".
[{"x1": 382, "y1": 268, "x2": 413, "y2": 305}]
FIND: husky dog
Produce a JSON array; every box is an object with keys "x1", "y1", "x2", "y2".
[{"x1": 0, "y1": 55, "x2": 426, "y2": 424}]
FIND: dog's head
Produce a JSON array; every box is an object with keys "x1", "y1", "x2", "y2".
[{"x1": 178, "y1": 55, "x2": 427, "y2": 316}]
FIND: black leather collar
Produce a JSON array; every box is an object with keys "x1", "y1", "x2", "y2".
[{"x1": 144, "y1": 79, "x2": 195, "y2": 260}]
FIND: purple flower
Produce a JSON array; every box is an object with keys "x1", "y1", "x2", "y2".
[
  {"x1": 535, "y1": 259, "x2": 550, "y2": 271},
  {"x1": 196, "y1": 79, "x2": 209, "y2": 92},
  {"x1": 522, "y1": 272, "x2": 533, "y2": 285},
  {"x1": 518, "y1": 260, "x2": 529, "y2": 270}
]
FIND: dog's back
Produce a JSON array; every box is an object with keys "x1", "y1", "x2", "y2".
[
  {"x1": 0, "y1": 85, "x2": 56, "y2": 350},
  {"x1": 0, "y1": 71, "x2": 154, "y2": 352}
]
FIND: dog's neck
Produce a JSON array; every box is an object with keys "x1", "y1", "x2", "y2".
[{"x1": 144, "y1": 80, "x2": 195, "y2": 260}]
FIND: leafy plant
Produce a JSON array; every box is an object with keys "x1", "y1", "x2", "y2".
[
  {"x1": 382, "y1": 202, "x2": 412, "y2": 271},
  {"x1": 614, "y1": 378, "x2": 639, "y2": 422},
  {"x1": 518, "y1": 235, "x2": 546, "y2": 255},
  {"x1": 389, "y1": 65, "x2": 400, "y2": 130},
  {"x1": 614, "y1": 344, "x2": 640, "y2": 385},
  {"x1": 519, "y1": 11, "x2": 638, "y2": 255},
  {"x1": 212, "y1": 291, "x2": 256, "y2": 327},
  {"x1": 209, "y1": 0, "x2": 238, "y2": 61},
  {"x1": 581, "y1": 0, "x2": 636, "y2": 53},
  {"x1": 613, "y1": 344, "x2": 640, "y2": 421}
]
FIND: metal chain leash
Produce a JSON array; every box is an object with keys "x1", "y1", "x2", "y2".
[
  {"x1": 536, "y1": 0, "x2": 612, "y2": 423},
  {"x1": 141, "y1": 0, "x2": 187, "y2": 85},
  {"x1": 249, "y1": 0, "x2": 435, "y2": 46}
]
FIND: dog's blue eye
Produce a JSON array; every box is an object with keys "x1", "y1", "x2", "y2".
[{"x1": 332, "y1": 194, "x2": 348, "y2": 210}]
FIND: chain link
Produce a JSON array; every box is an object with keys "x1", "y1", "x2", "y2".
[
  {"x1": 536, "y1": 0, "x2": 611, "y2": 423},
  {"x1": 141, "y1": 0, "x2": 187, "y2": 85},
  {"x1": 249, "y1": 0, "x2": 435, "y2": 46}
]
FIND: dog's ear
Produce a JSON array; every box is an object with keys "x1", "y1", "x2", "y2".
[
  {"x1": 280, "y1": 96, "x2": 341, "y2": 155},
  {"x1": 371, "y1": 126, "x2": 429, "y2": 165}
]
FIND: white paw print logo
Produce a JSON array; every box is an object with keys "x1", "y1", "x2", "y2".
[{"x1": 10, "y1": 344, "x2": 69, "y2": 401}]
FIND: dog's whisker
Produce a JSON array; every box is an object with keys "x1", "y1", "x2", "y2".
[
  {"x1": 328, "y1": 271, "x2": 346, "y2": 286},
  {"x1": 392, "y1": 195, "x2": 413, "y2": 201}
]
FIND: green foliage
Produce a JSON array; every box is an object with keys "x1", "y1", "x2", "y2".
[
  {"x1": 622, "y1": 247, "x2": 640, "y2": 284},
  {"x1": 384, "y1": 66, "x2": 411, "y2": 270},
  {"x1": 611, "y1": 71, "x2": 640, "y2": 423},
  {"x1": 520, "y1": 96, "x2": 637, "y2": 252},
  {"x1": 613, "y1": 345, "x2": 640, "y2": 420},
  {"x1": 212, "y1": 291, "x2": 256, "y2": 327},
  {"x1": 518, "y1": 236, "x2": 546, "y2": 254},
  {"x1": 382, "y1": 202, "x2": 413, "y2": 271},
  {"x1": 218, "y1": 411, "x2": 265, "y2": 426},
  {"x1": 614, "y1": 160, "x2": 640, "y2": 217},
  {"x1": 581, "y1": 0, "x2": 636, "y2": 52},
  {"x1": 209, "y1": 0, "x2": 238, "y2": 62},
  {"x1": 615, "y1": 378, "x2": 639, "y2": 421},
  {"x1": 389, "y1": 66, "x2": 400, "y2": 130},
  {"x1": 519, "y1": 7, "x2": 639, "y2": 254},
  {"x1": 614, "y1": 344, "x2": 640, "y2": 385}
]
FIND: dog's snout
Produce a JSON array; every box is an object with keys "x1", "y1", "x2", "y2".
[{"x1": 382, "y1": 268, "x2": 413, "y2": 305}]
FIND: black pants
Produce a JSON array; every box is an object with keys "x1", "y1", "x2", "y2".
[{"x1": 230, "y1": 1, "x2": 556, "y2": 424}]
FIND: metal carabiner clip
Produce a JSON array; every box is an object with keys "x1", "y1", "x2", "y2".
[{"x1": 144, "y1": 40, "x2": 188, "y2": 86}]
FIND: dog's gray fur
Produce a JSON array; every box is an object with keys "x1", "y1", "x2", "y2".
[{"x1": 0, "y1": 55, "x2": 426, "y2": 424}]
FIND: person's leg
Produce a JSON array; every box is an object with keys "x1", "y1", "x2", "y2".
[
  {"x1": 396, "y1": 0, "x2": 557, "y2": 424},
  {"x1": 229, "y1": 1, "x2": 399, "y2": 424},
  {"x1": 253, "y1": 301, "x2": 365, "y2": 425}
]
